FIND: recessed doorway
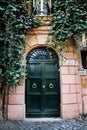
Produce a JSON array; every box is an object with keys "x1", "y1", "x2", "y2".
[{"x1": 25, "y1": 47, "x2": 60, "y2": 117}]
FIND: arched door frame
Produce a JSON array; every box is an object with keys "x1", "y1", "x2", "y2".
[{"x1": 25, "y1": 45, "x2": 61, "y2": 118}]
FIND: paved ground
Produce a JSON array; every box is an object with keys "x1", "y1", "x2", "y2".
[{"x1": 0, "y1": 119, "x2": 87, "y2": 130}]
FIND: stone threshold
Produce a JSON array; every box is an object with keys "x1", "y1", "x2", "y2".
[{"x1": 24, "y1": 117, "x2": 63, "y2": 122}]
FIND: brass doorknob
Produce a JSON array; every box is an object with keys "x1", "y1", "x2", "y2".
[
  {"x1": 49, "y1": 83, "x2": 54, "y2": 88},
  {"x1": 32, "y1": 83, "x2": 37, "y2": 88}
]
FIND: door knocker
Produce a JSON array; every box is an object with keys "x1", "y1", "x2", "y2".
[
  {"x1": 49, "y1": 83, "x2": 54, "y2": 89},
  {"x1": 32, "y1": 83, "x2": 37, "y2": 88}
]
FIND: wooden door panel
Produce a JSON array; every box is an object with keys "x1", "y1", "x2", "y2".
[
  {"x1": 26, "y1": 96, "x2": 42, "y2": 112},
  {"x1": 43, "y1": 62, "x2": 58, "y2": 77},
  {"x1": 45, "y1": 96, "x2": 59, "y2": 109},
  {"x1": 26, "y1": 48, "x2": 60, "y2": 117},
  {"x1": 45, "y1": 79, "x2": 59, "y2": 93},
  {"x1": 27, "y1": 63, "x2": 42, "y2": 77},
  {"x1": 26, "y1": 79, "x2": 42, "y2": 94}
]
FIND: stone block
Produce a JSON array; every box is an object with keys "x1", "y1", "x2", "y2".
[
  {"x1": 65, "y1": 52, "x2": 74, "y2": 59},
  {"x1": 62, "y1": 104, "x2": 79, "y2": 119},
  {"x1": 62, "y1": 75, "x2": 76, "y2": 84},
  {"x1": 8, "y1": 105, "x2": 24, "y2": 120},
  {"x1": 70, "y1": 85, "x2": 77, "y2": 93},
  {"x1": 75, "y1": 75, "x2": 80, "y2": 84},
  {"x1": 68, "y1": 66, "x2": 78, "y2": 75},
  {"x1": 8, "y1": 94, "x2": 24, "y2": 105},
  {"x1": 62, "y1": 85, "x2": 70, "y2": 94},
  {"x1": 68, "y1": 60, "x2": 78, "y2": 66},
  {"x1": 61, "y1": 67, "x2": 69, "y2": 74},
  {"x1": 37, "y1": 35, "x2": 48, "y2": 44},
  {"x1": 15, "y1": 85, "x2": 24, "y2": 94},
  {"x1": 73, "y1": 53, "x2": 78, "y2": 60},
  {"x1": 63, "y1": 94, "x2": 77, "y2": 104},
  {"x1": 76, "y1": 85, "x2": 80, "y2": 93},
  {"x1": 77, "y1": 93, "x2": 81, "y2": 104}
]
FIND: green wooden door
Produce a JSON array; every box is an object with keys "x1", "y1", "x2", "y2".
[{"x1": 25, "y1": 48, "x2": 60, "y2": 117}]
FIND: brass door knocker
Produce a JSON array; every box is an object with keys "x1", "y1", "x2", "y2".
[
  {"x1": 32, "y1": 83, "x2": 37, "y2": 88},
  {"x1": 49, "y1": 83, "x2": 54, "y2": 89}
]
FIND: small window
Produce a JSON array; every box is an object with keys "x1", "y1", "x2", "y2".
[
  {"x1": 26, "y1": 0, "x2": 53, "y2": 15},
  {"x1": 81, "y1": 50, "x2": 87, "y2": 69}
]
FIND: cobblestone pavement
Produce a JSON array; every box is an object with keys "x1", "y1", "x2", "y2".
[{"x1": 0, "y1": 119, "x2": 87, "y2": 130}]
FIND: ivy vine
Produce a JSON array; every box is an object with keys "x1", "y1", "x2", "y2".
[
  {"x1": 0, "y1": 0, "x2": 87, "y2": 88},
  {"x1": 50, "y1": 0, "x2": 87, "y2": 46},
  {"x1": 0, "y1": 0, "x2": 39, "y2": 88}
]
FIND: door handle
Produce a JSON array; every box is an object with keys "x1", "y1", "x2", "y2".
[
  {"x1": 49, "y1": 83, "x2": 54, "y2": 89},
  {"x1": 32, "y1": 83, "x2": 37, "y2": 88},
  {"x1": 43, "y1": 85, "x2": 45, "y2": 89}
]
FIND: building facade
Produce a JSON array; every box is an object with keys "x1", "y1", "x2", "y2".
[{"x1": 7, "y1": 1, "x2": 87, "y2": 120}]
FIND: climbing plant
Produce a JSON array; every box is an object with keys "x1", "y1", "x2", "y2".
[
  {"x1": 0, "y1": 0, "x2": 87, "y2": 88},
  {"x1": 49, "y1": 0, "x2": 87, "y2": 49},
  {"x1": 0, "y1": 0, "x2": 39, "y2": 88}
]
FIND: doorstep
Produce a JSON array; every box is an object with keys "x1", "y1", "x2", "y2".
[{"x1": 24, "y1": 117, "x2": 63, "y2": 122}]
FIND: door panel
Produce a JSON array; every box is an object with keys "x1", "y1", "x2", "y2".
[
  {"x1": 26, "y1": 48, "x2": 60, "y2": 117},
  {"x1": 27, "y1": 78, "x2": 42, "y2": 93},
  {"x1": 27, "y1": 62, "x2": 42, "y2": 77},
  {"x1": 45, "y1": 78, "x2": 59, "y2": 93},
  {"x1": 43, "y1": 62, "x2": 58, "y2": 77},
  {"x1": 45, "y1": 96, "x2": 59, "y2": 109}
]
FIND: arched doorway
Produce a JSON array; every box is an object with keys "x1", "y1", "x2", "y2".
[{"x1": 25, "y1": 47, "x2": 60, "y2": 117}]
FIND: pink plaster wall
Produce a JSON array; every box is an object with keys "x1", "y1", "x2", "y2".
[
  {"x1": 8, "y1": 105, "x2": 25, "y2": 120},
  {"x1": 8, "y1": 85, "x2": 25, "y2": 120}
]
